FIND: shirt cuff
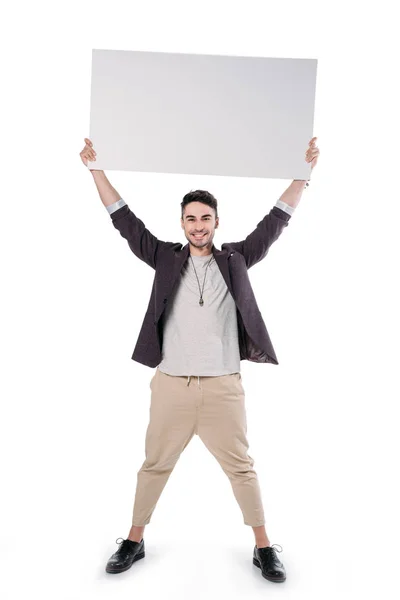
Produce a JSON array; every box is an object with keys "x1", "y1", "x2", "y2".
[
  {"x1": 274, "y1": 199, "x2": 295, "y2": 216},
  {"x1": 106, "y1": 198, "x2": 127, "y2": 215}
]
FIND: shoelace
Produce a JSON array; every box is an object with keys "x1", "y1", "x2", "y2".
[
  {"x1": 115, "y1": 537, "x2": 139, "y2": 551},
  {"x1": 258, "y1": 543, "x2": 283, "y2": 556},
  {"x1": 115, "y1": 537, "x2": 141, "y2": 547},
  {"x1": 115, "y1": 537, "x2": 128, "y2": 552}
]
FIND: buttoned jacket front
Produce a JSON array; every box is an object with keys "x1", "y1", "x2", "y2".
[{"x1": 109, "y1": 203, "x2": 291, "y2": 368}]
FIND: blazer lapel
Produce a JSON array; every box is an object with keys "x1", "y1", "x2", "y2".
[
  {"x1": 212, "y1": 246, "x2": 234, "y2": 297},
  {"x1": 174, "y1": 243, "x2": 190, "y2": 275}
]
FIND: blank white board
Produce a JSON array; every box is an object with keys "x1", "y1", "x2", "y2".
[{"x1": 88, "y1": 49, "x2": 317, "y2": 180}]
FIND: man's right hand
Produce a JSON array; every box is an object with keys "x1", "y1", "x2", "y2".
[{"x1": 80, "y1": 138, "x2": 97, "y2": 170}]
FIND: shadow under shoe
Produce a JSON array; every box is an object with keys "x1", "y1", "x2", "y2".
[
  {"x1": 253, "y1": 543, "x2": 286, "y2": 582},
  {"x1": 106, "y1": 537, "x2": 145, "y2": 574}
]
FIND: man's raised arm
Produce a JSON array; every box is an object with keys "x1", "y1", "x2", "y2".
[
  {"x1": 80, "y1": 138, "x2": 167, "y2": 270},
  {"x1": 222, "y1": 180, "x2": 306, "y2": 269},
  {"x1": 223, "y1": 136, "x2": 320, "y2": 268},
  {"x1": 94, "y1": 172, "x2": 169, "y2": 270}
]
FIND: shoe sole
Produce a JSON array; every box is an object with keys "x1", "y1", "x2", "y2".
[
  {"x1": 253, "y1": 557, "x2": 286, "y2": 582},
  {"x1": 106, "y1": 551, "x2": 145, "y2": 573}
]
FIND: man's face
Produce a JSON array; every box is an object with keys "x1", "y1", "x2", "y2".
[{"x1": 181, "y1": 201, "x2": 219, "y2": 253}]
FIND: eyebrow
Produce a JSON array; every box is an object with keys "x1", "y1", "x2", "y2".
[{"x1": 184, "y1": 214, "x2": 213, "y2": 220}]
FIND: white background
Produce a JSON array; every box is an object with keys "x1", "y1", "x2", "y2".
[{"x1": 1, "y1": 1, "x2": 399, "y2": 599}]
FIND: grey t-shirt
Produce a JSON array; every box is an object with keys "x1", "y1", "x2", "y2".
[{"x1": 158, "y1": 253, "x2": 241, "y2": 376}]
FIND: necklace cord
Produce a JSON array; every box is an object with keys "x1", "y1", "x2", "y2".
[{"x1": 189, "y1": 255, "x2": 214, "y2": 305}]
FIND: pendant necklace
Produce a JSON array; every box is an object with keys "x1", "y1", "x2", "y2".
[{"x1": 189, "y1": 254, "x2": 214, "y2": 306}]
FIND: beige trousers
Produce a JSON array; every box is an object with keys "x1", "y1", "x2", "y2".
[{"x1": 132, "y1": 367, "x2": 266, "y2": 527}]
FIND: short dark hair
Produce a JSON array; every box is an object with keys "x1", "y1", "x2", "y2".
[{"x1": 181, "y1": 189, "x2": 218, "y2": 219}]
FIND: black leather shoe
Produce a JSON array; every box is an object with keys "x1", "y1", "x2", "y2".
[
  {"x1": 253, "y1": 543, "x2": 286, "y2": 582},
  {"x1": 105, "y1": 537, "x2": 145, "y2": 574}
]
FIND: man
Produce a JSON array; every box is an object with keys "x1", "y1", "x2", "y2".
[{"x1": 80, "y1": 137, "x2": 320, "y2": 582}]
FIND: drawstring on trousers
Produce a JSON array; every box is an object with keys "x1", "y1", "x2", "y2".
[{"x1": 187, "y1": 375, "x2": 200, "y2": 387}]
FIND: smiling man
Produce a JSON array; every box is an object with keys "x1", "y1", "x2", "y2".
[{"x1": 80, "y1": 136, "x2": 320, "y2": 582}]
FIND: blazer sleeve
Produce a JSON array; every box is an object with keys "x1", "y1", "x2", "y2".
[
  {"x1": 222, "y1": 206, "x2": 291, "y2": 269},
  {"x1": 109, "y1": 201, "x2": 170, "y2": 270}
]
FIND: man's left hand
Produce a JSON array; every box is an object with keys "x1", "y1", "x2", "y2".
[{"x1": 305, "y1": 137, "x2": 320, "y2": 171}]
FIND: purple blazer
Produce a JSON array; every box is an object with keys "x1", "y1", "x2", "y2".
[{"x1": 110, "y1": 204, "x2": 291, "y2": 368}]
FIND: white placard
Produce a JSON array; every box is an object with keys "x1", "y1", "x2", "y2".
[{"x1": 88, "y1": 49, "x2": 317, "y2": 180}]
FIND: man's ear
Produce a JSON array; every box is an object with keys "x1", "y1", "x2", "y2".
[{"x1": 180, "y1": 218, "x2": 184, "y2": 230}]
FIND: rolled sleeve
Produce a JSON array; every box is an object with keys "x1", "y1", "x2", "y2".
[
  {"x1": 274, "y1": 199, "x2": 295, "y2": 216},
  {"x1": 107, "y1": 198, "x2": 127, "y2": 215}
]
